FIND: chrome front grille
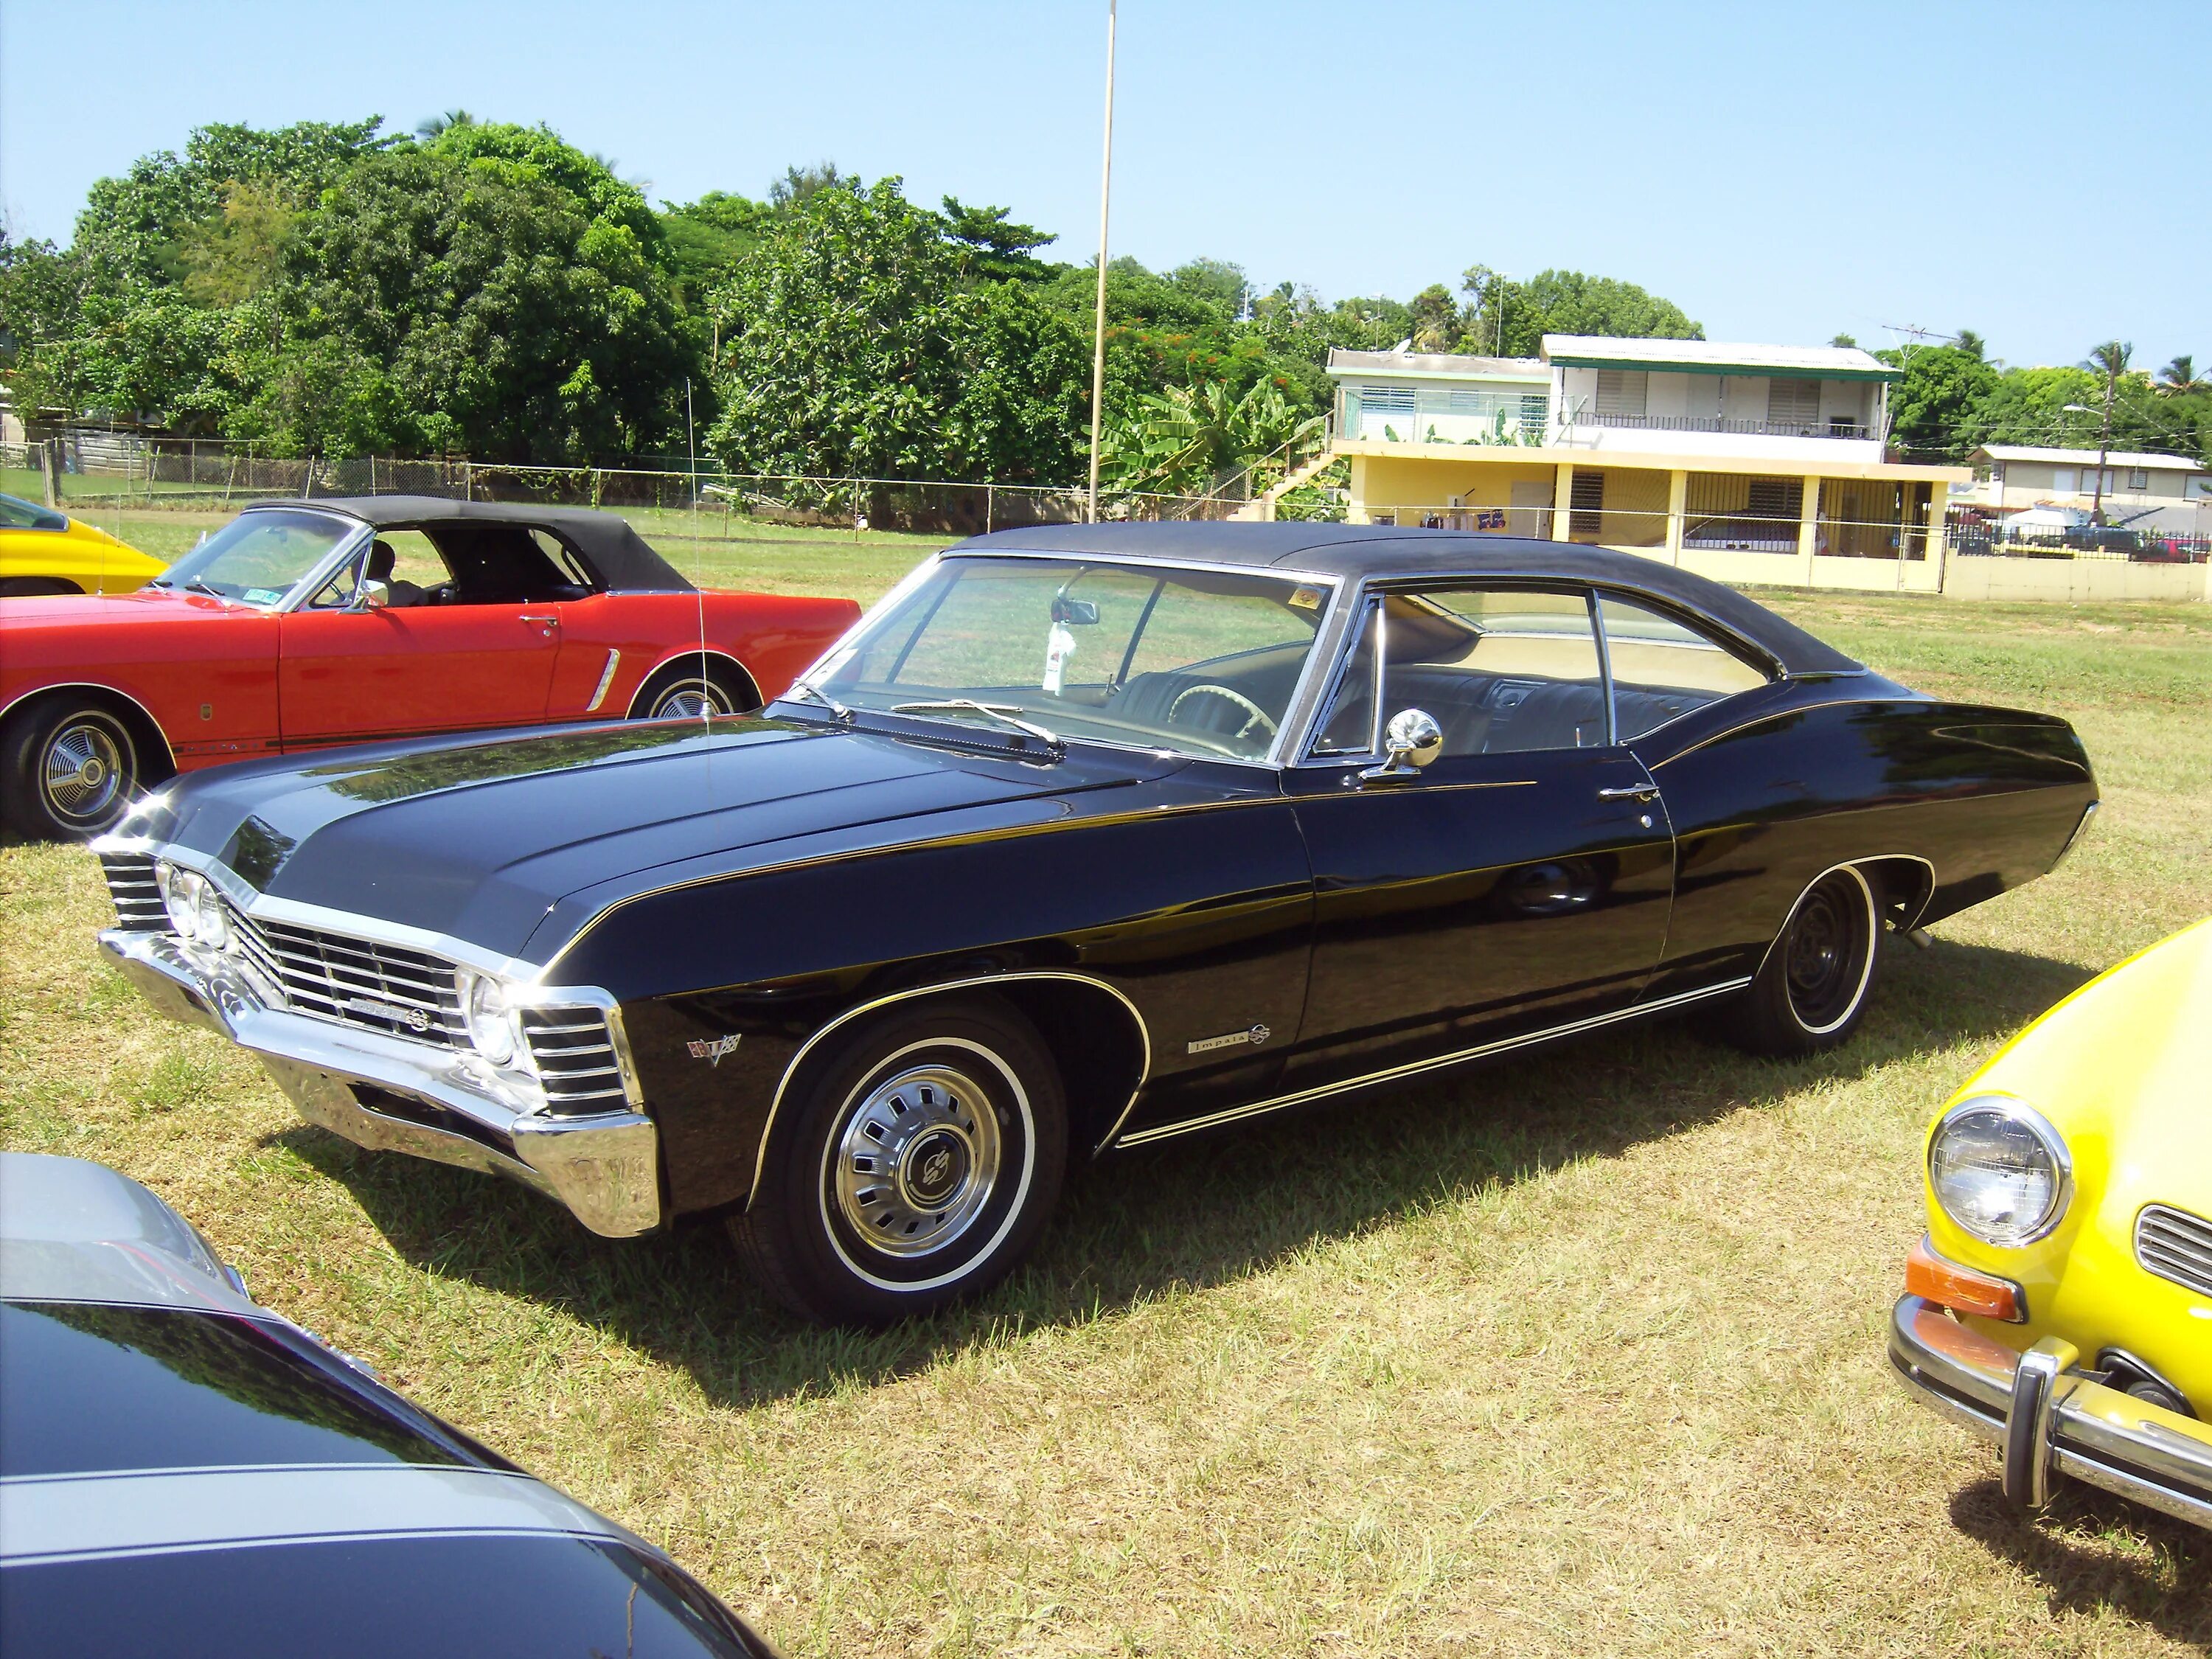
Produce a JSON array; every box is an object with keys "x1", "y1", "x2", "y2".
[
  {"x1": 2137, "y1": 1204, "x2": 2212, "y2": 1298},
  {"x1": 247, "y1": 914, "x2": 468, "y2": 1048},
  {"x1": 99, "y1": 852, "x2": 165, "y2": 931},
  {"x1": 520, "y1": 1008, "x2": 630, "y2": 1110}
]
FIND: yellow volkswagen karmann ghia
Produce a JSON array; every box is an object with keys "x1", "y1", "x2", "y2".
[
  {"x1": 1891, "y1": 913, "x2": 2211, "y2": 1530},
  {"x1": 0, "y1": 493, "x2": 164, "y2": 596}
]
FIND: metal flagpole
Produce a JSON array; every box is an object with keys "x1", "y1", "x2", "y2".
[{"x1": 1085, "y1": 0, "x2": 1118, "y2": 524}]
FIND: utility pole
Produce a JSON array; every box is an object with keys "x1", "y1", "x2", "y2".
[{"x1": 1085, "y1": 0, "x2": 1118, "y2": 525}]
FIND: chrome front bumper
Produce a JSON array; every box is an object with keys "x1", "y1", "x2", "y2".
[
  {"x1": 1889, "y1": 1293, "x2": 2212, "y2": 1531},
  {"x1": 99, "y1": 929, "x2": 661, "y2": 1238}
]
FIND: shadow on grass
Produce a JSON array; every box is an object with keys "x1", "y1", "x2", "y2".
[
  {"x1": 276, "y1": 934, "x2": 2093, "y2": 1411},
  {"x1": 1947, "y1": 1478, "x2": 2211, "y2": 1645}
]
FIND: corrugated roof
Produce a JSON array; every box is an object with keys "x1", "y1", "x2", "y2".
[
  {"x1": 1977, "y1": 443, "x2": 2203, "y2": 473},
  {"x1": 1326, "y1": 349, "x2": 1548, "y2": 380},
  {"x1": 1542, "y1": 335, "x2": 1901, "y2": 381}
]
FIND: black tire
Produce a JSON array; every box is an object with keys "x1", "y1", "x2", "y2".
[
  {"x1": 731, "y1": 996, "x2": 1068, "y2": 1326},
  {"x1": 1714, "y1": 865, "x2": 1881, "y2": 1057},
  {"x1": 0, "y1": 698, "x2": 153, "y2": 841},
  {"x1": 630, "y1": 661, "x2": 755, "y2": 721}
]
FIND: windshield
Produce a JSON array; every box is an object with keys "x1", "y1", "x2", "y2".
[
  {"x1": 800, "y1": 555, "x2": 1330, "y2": 761},
  {"x1": 151, "y1": 508, "x2": 358, "y2": 606},
  {"x1": 0, "y1": 492, "x2": 69, "y2": 531}
]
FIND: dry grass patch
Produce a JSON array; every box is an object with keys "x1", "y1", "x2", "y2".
[{"x1": 4, "y1": 589, "x2": 2209, "y2": 1655}]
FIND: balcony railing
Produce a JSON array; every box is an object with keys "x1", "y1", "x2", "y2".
[{"x1": 1564, "y1": 410, "x2": 1874, "y2": 441}]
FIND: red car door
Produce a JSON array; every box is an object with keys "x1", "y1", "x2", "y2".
[{"x1": 278, "y1": 603, "x2": 563, "y2": 748}]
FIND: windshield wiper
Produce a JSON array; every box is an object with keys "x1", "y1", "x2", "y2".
[
  {"x1": 183, "y1": 577, "x2": 229, "y2": 602},
  {"x1": 779, "y1": 681, "x2": 854, "y2": 723},
  {"x1": 891, "y1": 699, "x2": 1063, "y2": 751}
]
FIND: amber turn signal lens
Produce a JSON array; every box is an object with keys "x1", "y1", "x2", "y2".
[{"x1": 1907, "y1": 1236, "x2": 2024, "y2": 1322}]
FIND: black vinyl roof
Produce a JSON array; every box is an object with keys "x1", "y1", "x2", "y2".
[
  {"x1": 252, "y1": 495, "x2": 694, "y2": 594},
  {"x1": 951, "y1": 522, "x2": 1862, "y2": 675}
]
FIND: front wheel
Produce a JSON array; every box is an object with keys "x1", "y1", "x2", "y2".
[
  {"x1": 731, "y1": 997, "x2": 1067, "y2": 1326},
  {"x1": 0, "y1": 698, "x2": 151, "y2": 841},
  {"x1": 1714, "y1": 865, "x2": 1881, "y2": 1057},
  {"x1": 631, "y1": 663, "x2": 754, "y2": 721}
]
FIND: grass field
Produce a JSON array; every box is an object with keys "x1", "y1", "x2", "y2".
[{"x1": 2, "y1": 579, "x2": 2208, "y2": 1656}]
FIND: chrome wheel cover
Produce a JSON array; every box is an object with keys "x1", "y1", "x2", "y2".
[
  {"x1": 41, "y1": 720, "x2": 128, "y2": 825},
  {"x1": 650, "y1": 681, "x2": 732, "y2": 719},
  {"x1": 831, "y1": 1062, "x2": 1003, "y2": 1257}
]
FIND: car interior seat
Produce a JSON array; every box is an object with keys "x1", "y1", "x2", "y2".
[{"x1": 365, "y1": 540, "x2": 424, "y2": 607}]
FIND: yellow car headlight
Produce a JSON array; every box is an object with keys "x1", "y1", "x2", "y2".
[{"x1": 1928, "y1": 1094, "x2": 2072, "y2": 1247}]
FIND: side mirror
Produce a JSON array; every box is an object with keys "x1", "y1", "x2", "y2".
[
  {"x1": 355, "y1": 578, "x2": 390, "y2": 612},
  {"x1": 1357, "y1": 708, "x2": 1444, "y2": 785},
  {"x1": 1051, "y1": 595, "x2": 1100, "y2": 626}
]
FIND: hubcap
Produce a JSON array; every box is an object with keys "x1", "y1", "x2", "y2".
[
  {"x1": 653, "y1": 683, "x2": 729, "y2": 719},
  {"x1": 832, "y1": 1063, "x2": 1001, "y2": 1256},
  {"x1": 42, "y1": 722, "x2": 127, "y2": 823},
  {"x1": 1786, "y1": 877, "x2": 1865, "y2": 1029}
]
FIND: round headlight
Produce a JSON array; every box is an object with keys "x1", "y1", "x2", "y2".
[
  {"x1": 159, "y1": 862, "x2": 202, "y2": 942},
  {"x1": 193, "y1": 879, "x2": 232, "y2": 951},
  {"x1": 460, "y1": 970, "x2": 516, "y2": 1067},
  {"x1": 1928, "y1": 1095, "x2": 2071, "y2": 1246}
]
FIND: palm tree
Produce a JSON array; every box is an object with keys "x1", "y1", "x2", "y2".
[
  {"x1": 2160, "y1": 355, "x2": 2202, "y2": 394},
  {"x1": 416, "y1": 108, "x2": 476, "y2": 140},
  {"x1": 1953, "y1": 328, "x2": 1985, "y2": 361},
  {"x1": 2084, "y1": 339, "x2": 2132, "y2": 380}
]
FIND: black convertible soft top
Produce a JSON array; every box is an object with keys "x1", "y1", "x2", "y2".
[
  {"x1": 251, "y1": 495, "x2": 695, "y2": 594},
  {"x1": 952, "y1": 522, "x2": 1863, "y2": 677}
]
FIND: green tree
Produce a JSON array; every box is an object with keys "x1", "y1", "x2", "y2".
[
  {"x1": 1408, "y1": 282, "x2": 1461, "y2": 352},
  {"x1": 175, "y1": 179, "x2": 296, "y2": 306},
  {"x1": 1100, "y1": 377, "x2": 1321, "y2": 496},
  {"x1": 1462, "y1": 267, "x2": 1703, "y2": 356},
  {"x1": 1878, "y1": 344, "x2": 2000, "y2": 462},
  {"x1": 937, "y1": 198, "x2": 1057, "y2": 282},
  {"x1": 234, "y1": 142, "x2": 689, "y2": 459}
]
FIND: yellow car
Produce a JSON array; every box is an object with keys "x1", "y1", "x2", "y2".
[
  {"x1": 1891, "y1": 915, "x2": 2212, "y2": 1531},
  {"x1": 0, "y1": 493, "x2": 165, "y2": 596}
]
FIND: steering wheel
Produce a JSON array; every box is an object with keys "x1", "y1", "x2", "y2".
[{"x1": 1167, "y1": 684, "x2": 1279, "y2": 746}]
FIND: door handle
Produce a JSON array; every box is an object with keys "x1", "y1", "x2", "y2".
[
  {"x1": 520, "y1": 613, "x2": 559, "y2": 635},
  {"x1": 1597, "y1": 783, "x2": 1660, "y2": 802}
]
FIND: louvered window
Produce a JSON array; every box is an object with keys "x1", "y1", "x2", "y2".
[
  {"x1": 1766, "y1": 378, "x2": 1821, "y2": 428},
  {"x1": 1359, "y1": 386, "x2": 1414, "y2": 413},
  {"x1": 1569, "y1": 470, "x2": 1606, "y2": 538},
  {"x1": 1594, "y1": 370, "x2": 1647, "y2": 417}
]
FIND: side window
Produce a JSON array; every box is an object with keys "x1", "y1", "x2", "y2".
[
  {"x1": 1598, "y1": 595, "x2": 1773, "y2": 742},
  {"x1": 1314, "y1": 586, "x2": 1607, "y2": 758}
]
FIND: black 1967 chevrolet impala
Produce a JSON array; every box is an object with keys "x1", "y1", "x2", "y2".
[{"x1": 94, "y1": 524, "x2": 2098, "y2": 1324}]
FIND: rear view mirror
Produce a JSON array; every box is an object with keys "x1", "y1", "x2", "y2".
[
  {"x1": 355, "y1": 578, "x2": 390, "y2": 612},
  {"x1": 1051, "y1": 596, "x2": 1100, "y2": 626}
]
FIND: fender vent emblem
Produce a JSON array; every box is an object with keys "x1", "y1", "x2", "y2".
[
  {"x1": 686, "y1": 1034, "x2": 742, "y2": 1065},
  {"x1": 1188, "y1": 1023, "x2": 1270, "y2": 1055}
]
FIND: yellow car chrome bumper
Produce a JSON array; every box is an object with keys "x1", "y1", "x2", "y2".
[{"x1": 1890, "y1": 1294, "x2": 2212, "y2": 1531}]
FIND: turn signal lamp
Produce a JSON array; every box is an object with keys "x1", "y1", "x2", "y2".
[{"x1": 1907, "y1": 1235, "x2": 2025, "y2": 1322}]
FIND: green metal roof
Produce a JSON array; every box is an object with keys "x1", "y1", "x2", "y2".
[{"x1": 1548, "y1": 352, "x2": 1900, "y2": 383}]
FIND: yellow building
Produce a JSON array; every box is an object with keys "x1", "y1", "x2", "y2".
[{"x1": 1297, "y1": 337, "x2": 1972, "y2": 594}]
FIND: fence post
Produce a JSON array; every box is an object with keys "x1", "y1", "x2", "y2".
[
  {"x1": 1796, "y1": 476, "x2": 1821, "y2": 589},
  {"x1": 986, "y1": 483, "x2": 994, "y2": 534},
  {"x1": 39, "y1": 439, "x2": 59, "y2": 507},
  {"x1": 464, "y1": 462, "x2": 473, "y2": 502}
]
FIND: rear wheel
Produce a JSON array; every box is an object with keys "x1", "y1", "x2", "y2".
[
  {"x1": 1715, "y1": 865, "x2": 1880, "y2": 1057},
  {"x1": 731, "y1": 996, "x2": 1068, "y2": 1326},
  {"x1": 630, "y1": 663, "x2": 754, "y2": 721},
  {"x1": 0, "y1": 698, "x2": 151, "y2": 840}
]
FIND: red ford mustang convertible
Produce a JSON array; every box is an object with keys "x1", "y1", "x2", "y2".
[{"x1": 0, "y1": 496, "x2": 861, "y2": 838}]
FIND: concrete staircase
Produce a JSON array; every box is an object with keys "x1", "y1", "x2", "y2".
[{"x1": 1229, "y1": 443, "x2": 1343, "y2": 521}]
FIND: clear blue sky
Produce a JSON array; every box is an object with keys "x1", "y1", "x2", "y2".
[{"x1": 4, "y1": 0, "x2": 2202, "y2": 372}]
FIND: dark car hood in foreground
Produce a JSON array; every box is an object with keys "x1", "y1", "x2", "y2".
[{"x1": 132, "y1": 716, "x2": 1183, "y2": 964}]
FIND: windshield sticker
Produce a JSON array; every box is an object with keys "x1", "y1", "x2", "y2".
[
  {"x1": 1290, "y1": 585, "x2": 1324, "y2": 611},
  {"x1": 242, "y1": 588, "x2": 284, "y2": 605}
]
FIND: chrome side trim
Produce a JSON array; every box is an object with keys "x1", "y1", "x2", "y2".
[
  {"x1": 0, "y1": 1464, "x2": 622, "y2": 1566},
  {"x1": 584, "y1": 648, "x2": 622, "y2": 712},
  {"x1": 1112, "y1": 976, "x2": 1752, "y2": 1149},
  {"x1": 746, "y1": 970, "x2": 1153, "y2": 1210}
]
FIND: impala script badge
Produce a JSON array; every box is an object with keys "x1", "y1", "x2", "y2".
[
  {"x1": 686, "y1": 1034, "x2": 742, "y2": 1065},
  {"x1": 344, "y1": 997, "x2": 431, "y2": 1032},
  {"x1": 1187, "y1": 1023, "x2": 1270, "y2": 1055}
]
